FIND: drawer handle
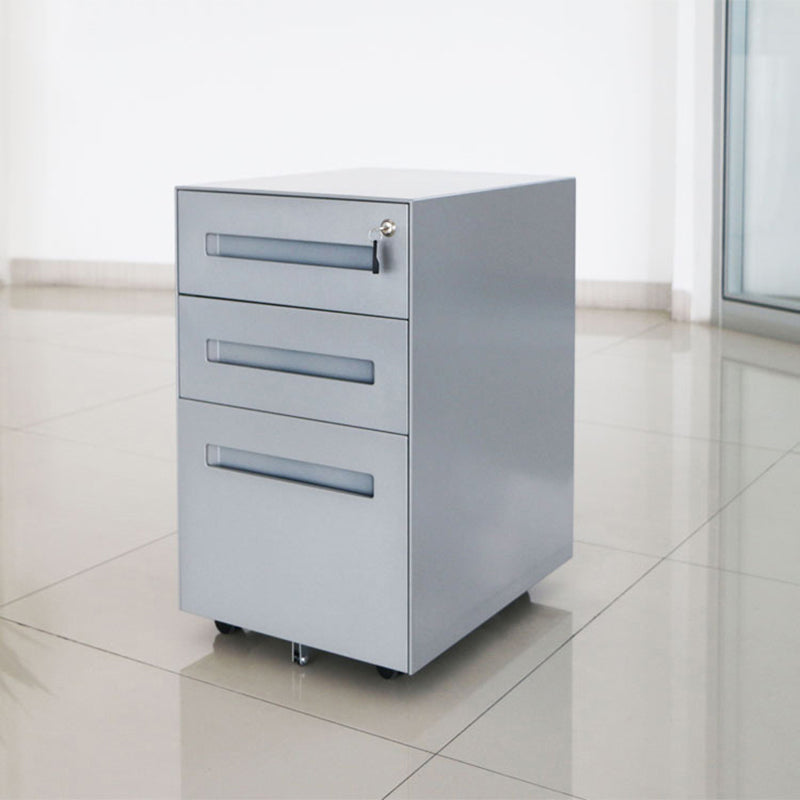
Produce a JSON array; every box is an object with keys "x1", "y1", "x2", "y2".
[
  {"x1": 206, "y1": 445, "x2": 374, "y2": 497},
  {"x1": 206, "y1": 233, "x2": 380, "y2": 273},
  {"x1": 207, "y1": 339, "x2": 375, "y2": 384}
]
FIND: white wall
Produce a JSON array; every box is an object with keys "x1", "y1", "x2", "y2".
[
  {"x1": 671, "y1": 0, "x2": 719, "y2": 322},
  {"x1": 2, "y1": 0, "x2": 718, "y2": 316},
  {"x1": 0, "y1": 0, "x2": 9, "y2": 282}
]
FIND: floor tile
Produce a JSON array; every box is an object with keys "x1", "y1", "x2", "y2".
[
  {"x1": 576, "y1": 347, "x2": 800, "y2": 450},
  {"x1": 386, "y1": 756, "x2": 571, "y2": 799},
  {"x1": 0, "y1": 537, "x2": 655, "y2": 752},
  {"x1": 2, "y1": 290, "x2": 799, "y2": 798},
  {"x1": 56, "y1": 314, "x2": 176, "y2": 361},
  {"x1": 575, "y1": 421, "x2": 779, "y2": 556},
  {"x1": 0, "y1": 619, "x2": 426, "y2": 799},
  {"x1": 603, "y1": 319, "x2": 800, "y2": 376},
  {"x1": 1, "y1": 536, "x2": 213, "y2": 670},
  {"x1": 0, "y1": 286, "x2": 173, "y2": 343},
  {"x1": 0, "y1": 430, "x2": 176, "y2": 604},
  {"x1": 670, "y1": 452, "x2": 800, "y2": 585},
  {"x1": 0, "y1": 289, "x2": 125, "y2": 343},
  {"x1": 0, "y1": 338, "x2": 174, "y2": 428},
  {"x1": 443, "y1": 561, "x2": 800, "y2": 799},
  {"x1": 574, "y1": 310, "x2": 667, "y2": 360},
  {"x1": 26, "y1": 385, "x2": 176, "y2": 461}
]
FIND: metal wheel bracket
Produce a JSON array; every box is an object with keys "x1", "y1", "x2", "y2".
[{"x1": 292, "y1": 642, "x2": 314, "y2": 666}]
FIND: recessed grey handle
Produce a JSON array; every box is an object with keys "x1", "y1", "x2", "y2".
[
  {"x1": 206, "y1": 233, "x2": 378, "y2": 272},
  {"x1": 206, "y1": 339, "x2": 375, "y2": 384},
  {"x1": 206, "y1": 444, "x2": 374, "y2": 497}
]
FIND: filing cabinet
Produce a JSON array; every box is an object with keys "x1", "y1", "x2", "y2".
[{"x1": 176, "y1": 169, "x2": 575, "y2": 676}]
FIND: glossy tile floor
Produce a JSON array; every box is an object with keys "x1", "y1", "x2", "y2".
[{"x1": 1, "y1": 286, "x2": 799, "y2": 798}]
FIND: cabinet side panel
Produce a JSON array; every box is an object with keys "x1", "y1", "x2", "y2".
[{"x1": 409, "y1": 181, "x2": 575, "y2": 673}]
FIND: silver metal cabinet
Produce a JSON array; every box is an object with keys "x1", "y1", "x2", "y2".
[{"x1": 176, "y1": 168, "x2": 575, "y2": 677}]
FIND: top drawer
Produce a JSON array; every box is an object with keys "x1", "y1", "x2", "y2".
[{"x1": 177, "y1": 191, "x2": 408, "y2": 318}]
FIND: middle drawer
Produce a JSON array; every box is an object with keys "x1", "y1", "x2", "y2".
[{"x1": 178, "y1": 296, "x2": 408, "y2": 434}]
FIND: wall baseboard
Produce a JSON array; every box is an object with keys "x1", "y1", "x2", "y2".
[
  {"x1": 575, "y1": 280, "x2": 671, "y2": 311},
  {"x1": 9, "y1": 258, "x2": 175, "y2": 290},
  {"x1": 670, "y1": 289, "x2": 692, "y2": 321},
  {"x1": 7, "y1": 260, "x2": 674, "y2": 312}
]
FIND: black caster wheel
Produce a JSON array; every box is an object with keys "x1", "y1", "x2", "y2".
[
  {"x1": 214, "y1": 620, "x2": 242, "y2": 635},
  {"x1": 376, "y1": 666, "x2": 401, "y2": 680}
]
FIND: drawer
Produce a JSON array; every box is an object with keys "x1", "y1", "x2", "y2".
[
  {"x1": 177, "y1": 190, "x2": 409, "y2": 318},
  {"x1": 178, "y1": 296, "x2": 408, "y2": 434},
  {"x1": 178, "y1": 399, "x2": 408, "y2": 671}
]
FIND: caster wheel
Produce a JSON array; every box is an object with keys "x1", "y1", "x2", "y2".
[
  {"x1": 292, "y1": 642, "x2": 313, "y2": 666},
  {"x1": 214, "y1": 620, "x2": 242, "y2": 635},
  {"x1": 376, "y1": 666, "x2": 401, "y2": 680}
]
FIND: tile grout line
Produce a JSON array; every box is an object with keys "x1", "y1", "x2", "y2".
[
  {"x1": 0, "y1": 324, "x2": 176, "y2": 362},
  {"x1": 160, "y1": 665, "x2": 437, "y2": 757},
  {"x1": 379, "y1": 754, "x2": 438, "y2": 800},
  {"x1": 576, "y1": 318, "x2": 672, "y2": 360},
  {"x1": 0, "y1": 615, "x2": 437, "y2": 758},
  {"x1": 428, "y1": 441, "x2": 794, "y2": 764},
  {"x1": 16, "y1": 382, "x2": 175, "y2": 432},
  {"x1": 0, "y1": 422, "x2": 25, "y2": 433},
  {"x1": 0, "y1": 531, "x2": 177, "y2": 609},
  {"x1": 656, "y1": 445, "x2": 796, "y2": 565},
  {"x1": 33, "y1": 340, "x2": 175, "y2": 362},
  {"x1": 573, "y1": 537, "x2": 661, "y2": 560},
  {"x1": 574, "y1": 416, "x2": 791, "y2": 453},
  {"x1": 378, "y1": 753, "x2": 588, "y2": 800},
  {"x1": 435, "y1": 754, "x2": 589, "y2": 800},
  {"x1": 664, "y1": 556, "x2": 800, "y2": 589},
  {"x1": 429, "y1": 553, "x2": 669, "y2": 759},
  {"x1": 16, "y1": 426, "x2": 176, "y2": 464}
]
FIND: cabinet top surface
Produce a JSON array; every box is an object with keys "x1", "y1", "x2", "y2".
[{"x1": 177, "y1": 168, "x2": 571, "y2": 202}]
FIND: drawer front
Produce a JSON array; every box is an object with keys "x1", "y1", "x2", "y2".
[
  {"x1": 177, "y1": 190, "x2": 409, "y2": 318},
  {"x1": 178, "y1": 400, "x2": 408, "y2": 671},
  {"x1": 178, "y1": 296, "x2": 408, "y2": 434}
]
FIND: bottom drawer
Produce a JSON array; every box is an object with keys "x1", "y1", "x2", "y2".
[{"x1": 177, "y1": 399, "x2": 408, "y2": 671}]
